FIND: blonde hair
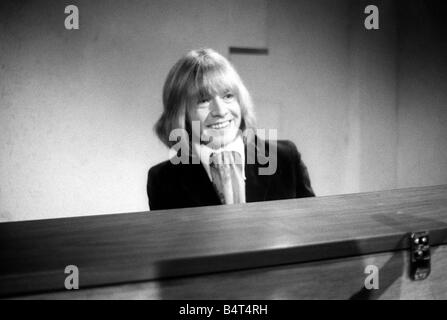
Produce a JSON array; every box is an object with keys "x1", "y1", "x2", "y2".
[{"x1": 155, "y1": 48, "x2": 256, "y2": 148}]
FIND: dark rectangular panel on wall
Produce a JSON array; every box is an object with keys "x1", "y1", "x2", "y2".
[{"x1": 229, "y1": 47, "x2": 269, "y2": 55}]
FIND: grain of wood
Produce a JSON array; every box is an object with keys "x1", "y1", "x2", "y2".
[{"x1": 1, "y1": 185, "x2": 447, "y2": 298}]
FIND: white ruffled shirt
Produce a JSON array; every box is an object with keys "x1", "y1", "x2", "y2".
[{"x1": 193, "y1": 135, "x2": 246, "y2": 182}]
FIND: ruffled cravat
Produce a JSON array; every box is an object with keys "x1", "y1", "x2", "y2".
[{"x1": 209, "y1": 151, "x2": 245, "y2": 204}]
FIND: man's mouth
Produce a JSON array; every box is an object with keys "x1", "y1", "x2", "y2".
[{"x1": 207, "y1": 119, "x2": 232, "y2": 129}]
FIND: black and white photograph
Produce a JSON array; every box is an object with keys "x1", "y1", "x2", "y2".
[{"x1": 1, "y1": 0, "x2": 447, "y2": 302}]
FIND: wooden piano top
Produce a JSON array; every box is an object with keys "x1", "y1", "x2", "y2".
[{"x1": 1, "y1": 184, "x2": 447, "y2": 297}]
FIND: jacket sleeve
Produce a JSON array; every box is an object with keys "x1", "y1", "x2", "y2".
[
  {"x1": 287, "y1": 141, "x2": 315, "y2": 198},
  {"x1": 147, "y1": 167, "x2": 162, "y2": 211}
]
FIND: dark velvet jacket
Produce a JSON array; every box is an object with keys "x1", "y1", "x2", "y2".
[{"x1": 147, "y1": 136, "x2": 315, "y2": 210}]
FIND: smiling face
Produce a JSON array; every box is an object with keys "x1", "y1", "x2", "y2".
[
  {"x1": 156, "y1": 49, "x2": 256, "y2": 150},
  {"x1": 188, "y1": 88, "x2": 242, "y2": 149},
  {"x1": 184, "y1": 58, "x2": 245, "y2": 149}
]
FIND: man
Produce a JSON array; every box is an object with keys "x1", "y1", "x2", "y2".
[{"x1": 148, "y1": 48, "x2": 314, "y2": 211}]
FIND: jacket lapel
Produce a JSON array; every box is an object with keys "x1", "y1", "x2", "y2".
[
  {"x1": 245, "y1": 135, "x2": 273, "y2": 203},
  {"x1": 178, "y1": 159, "x2": 221, "y2": 207}
]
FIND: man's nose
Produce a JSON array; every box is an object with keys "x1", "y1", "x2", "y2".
[{"x1": 210, "y1": 97, "x2": 228, "y2": 117}]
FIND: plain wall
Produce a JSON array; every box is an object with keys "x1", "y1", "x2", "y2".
[
  {"x1": 396, "y1": 0, "x2": 447, "y2": 188},
  {"x1": 1, "y1": 0, "x2": 446, "y2": 221}
]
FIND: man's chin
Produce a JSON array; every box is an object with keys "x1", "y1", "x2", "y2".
[
  {"x1": 203, "y1": 139, "x2": 226, "y2": 150},
  {"x1": 201, "y1": 134, "x2": 237, "y2": 149}
]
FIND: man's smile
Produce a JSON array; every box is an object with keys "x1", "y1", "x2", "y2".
[{"x1": 207, "y1": 119, "x2": 233, "y2": 129}]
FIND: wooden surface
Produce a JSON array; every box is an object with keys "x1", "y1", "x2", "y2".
[
  {"x1": 1, "y1": 184, "x2": 447, "y2": 298},
  {"x1": 15, "y1": 245, "x2": 447, "y2": 300}
]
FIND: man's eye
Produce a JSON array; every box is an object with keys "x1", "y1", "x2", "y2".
[
  {"x1": 223, "y1": 93, "x2": 234, "y2": 101},
  {"x1": 197, "y1": 98, "x2": 210, "y2": 105}
]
